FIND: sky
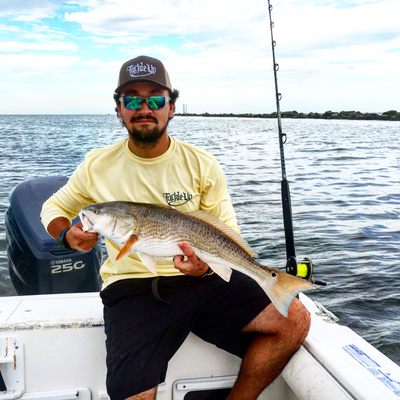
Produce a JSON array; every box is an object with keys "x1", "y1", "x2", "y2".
[{"x1": 0, "y1": 0, "x2": 399, "y2": 114}]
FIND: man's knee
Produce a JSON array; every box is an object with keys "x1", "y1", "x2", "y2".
[
  {"x1": 124, "y1": 386, "x2": 157, "y2": 400},
  {"x1": 283, "y1": 299, "x2": 311, "y2": 348},
  {"x1": 244, "y1": 298, "x2": 311, "y2": 350}
]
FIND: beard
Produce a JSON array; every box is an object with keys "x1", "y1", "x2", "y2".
[{"x1": 128, "y1": 115, "x2": 169, "y2": 144}]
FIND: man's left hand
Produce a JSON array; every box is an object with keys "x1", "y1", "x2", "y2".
[{"x1": 173, "y1": 242, "x2": 210, "y2": 277}]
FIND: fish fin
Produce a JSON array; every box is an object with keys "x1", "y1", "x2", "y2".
[
  {"x1": 207, "y1": 263, "x2": 233, "y2": 282},
  {"x1": 187, "y1": 210, "x2": 257, "y2": 258},
  {"x1": 136, "y1": 252, "x2": 158, "y2": 275},
  {"x1": 116, "y1": 234, "x2": 138, "y2": 260},
  {"x1": 261, "y1": 268, "x2": 316, "y2": 317}
]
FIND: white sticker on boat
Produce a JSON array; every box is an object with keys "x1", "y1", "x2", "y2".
[{"x1": 343, "y1": 344, "x2": 400, "y2": 397}]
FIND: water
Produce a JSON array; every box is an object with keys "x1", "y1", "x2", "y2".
[{"x1": 0, "y1": 115, "x2": 399, "y2": 364}]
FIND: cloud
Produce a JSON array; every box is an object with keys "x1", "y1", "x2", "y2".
[
  {"x1": 63, "y1": 0, "x2": 266, "y2": 40},
  {"x1": 0, "y1": 0, "x2": 398, "y2": 113},
  {"x1": 0, "y1": 23, "x2": 20, "y2": 33},
  {"x1": 0, "y1": 40, "x2": 78, "y2": 53},
  {"x1": 274, "y1": 0, "x2": 400, "y2": 52},
  {"x1": 0, "y1": 0, "x2": 60, "y2": 21},
  {"x1": 0, "y1": 53, "x2": 81, "y2": 77}
]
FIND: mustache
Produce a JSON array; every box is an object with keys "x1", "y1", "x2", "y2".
[{"x1": 132, "y1": 115, "x2": 158, "y2": 123}]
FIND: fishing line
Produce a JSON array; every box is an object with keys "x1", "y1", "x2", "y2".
[{"x1": 266, "y1": 1, "x2": 325, "y2": 286}]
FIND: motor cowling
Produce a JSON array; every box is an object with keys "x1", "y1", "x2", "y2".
[{"x1": 5, "y1": 176, "x2": 102, "y2": 295}]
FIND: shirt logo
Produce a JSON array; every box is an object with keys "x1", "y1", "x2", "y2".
[
  {"x1": 126, "y1": 62, "x2": 156, "y2": 78},
  {"x1": 163, "y1": 191, "x2": 193, "y2": 207}
]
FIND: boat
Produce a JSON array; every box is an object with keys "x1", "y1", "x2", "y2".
[
  {"x1": 2, "y1": 291, "x2": 400, "y2": 400},
  {"x1": 1, "y1": 176, "x2": 400, "y2": 399}
]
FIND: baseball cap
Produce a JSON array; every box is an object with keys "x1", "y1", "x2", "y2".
[{"x1": 115, "y1": 55, "x2": 173, "y2": 94}]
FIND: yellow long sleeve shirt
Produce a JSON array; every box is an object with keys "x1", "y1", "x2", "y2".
[{"x1": 41, "y1": 137, "x2": 238, "y2": 288}]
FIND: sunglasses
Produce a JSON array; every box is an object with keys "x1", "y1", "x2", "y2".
[{"x1": 119, "y1": 95, "x2": 168, "y2": 111}]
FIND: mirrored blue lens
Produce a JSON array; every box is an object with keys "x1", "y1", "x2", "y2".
[
  {"x1": 146, "y1": 96, "x2": 166, "y2": 109},
  {"x1": 121, "y1": 96, "x2": 166, "y2": 110}
]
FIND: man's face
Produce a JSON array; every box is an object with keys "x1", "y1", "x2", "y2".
[{"x1": 117, "y1": 82, "x2": 174, "y2": 144}]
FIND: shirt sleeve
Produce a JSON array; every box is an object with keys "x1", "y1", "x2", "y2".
[{"x1": 40, "y1": 160, "x2": 95, "y2": 231}]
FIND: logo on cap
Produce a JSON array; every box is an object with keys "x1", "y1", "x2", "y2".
[{"x1": 126, "y1": 62, "x2": 156, "y2": 78}]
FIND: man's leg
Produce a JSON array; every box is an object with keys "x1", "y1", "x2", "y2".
[
  {"x1": 227, "y1": 299, "x2": 311, "y2": 400},
  {"x1": 103, "y1": 282, "x2": 195, "y2": 400},
  {"x1": 125, "y1": 387, "x2": 157, "y2": 400}
]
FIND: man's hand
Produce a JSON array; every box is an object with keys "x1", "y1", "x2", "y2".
[
  {"x1": 65, "y1": 222, "x2": 99, "y2": 252},
  {"x1": 173, "y1": 242, "x2": 211, "y2": 277}
]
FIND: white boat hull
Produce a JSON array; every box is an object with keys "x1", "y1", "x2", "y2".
[{"x1": 0, "y1": 292, "x2": 399, "y2": 399}]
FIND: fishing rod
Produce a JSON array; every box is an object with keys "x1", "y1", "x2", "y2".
[{"x1": 266, "y1": 1, "x2": 325, "y2": 285}]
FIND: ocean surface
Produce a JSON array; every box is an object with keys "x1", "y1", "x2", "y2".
[{"x1": 0, "y1": 114, "x2": 399, "y2": 365}]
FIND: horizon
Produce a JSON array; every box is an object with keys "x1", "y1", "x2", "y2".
[{"x1": 1, "y1": 108, "x2": 399, "y2": 116}]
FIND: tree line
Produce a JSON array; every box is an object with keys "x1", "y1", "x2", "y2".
[{"x1": 176, "y1": 110, "x2": 400, "y2": 121}]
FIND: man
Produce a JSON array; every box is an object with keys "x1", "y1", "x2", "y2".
[{"x1": 41, "y1": 55, "x2": 310, "y2": 400}]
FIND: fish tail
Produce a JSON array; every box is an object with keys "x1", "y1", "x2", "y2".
[{"x1": 261, "y1": 269, "x2": 316, "y2": 317}]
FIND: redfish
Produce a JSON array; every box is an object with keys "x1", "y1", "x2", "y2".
[{"x1": 80, "y1": 201, "x2": 315, "y2": 316}]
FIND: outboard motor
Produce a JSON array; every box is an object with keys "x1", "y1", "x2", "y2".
[{"x1": 5, "y1": 176, "x2": 102, "y2": 295}]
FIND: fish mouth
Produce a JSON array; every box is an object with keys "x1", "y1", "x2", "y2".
[{"x1": 79, "y1": 211, "x2": 93, "y2": 232}]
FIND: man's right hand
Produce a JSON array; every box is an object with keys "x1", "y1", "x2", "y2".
[
  {"x1": 47, "y1": 217, "x2": 99, "y2": 253},
  {"x1": 65, "y1": 222, "x2": 99, "y2": 252}
]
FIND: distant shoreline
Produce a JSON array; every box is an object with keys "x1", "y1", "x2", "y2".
[
  {"x1": 176, "y1": 110, "x2": 400, "y2": 121},
  {"x1": 1, "y1": 111, "x2": 399, "y2": 121}
]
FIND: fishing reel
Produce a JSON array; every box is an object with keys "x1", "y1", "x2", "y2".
[{"x1": 286, "y1": 256, "x2": 326, "y2": 286}]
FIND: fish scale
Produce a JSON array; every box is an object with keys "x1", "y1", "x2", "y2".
[{"x1": 136, "y1": 205, "x2": 254, "y2": 263}]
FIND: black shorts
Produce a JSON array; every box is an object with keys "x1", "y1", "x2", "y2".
[{"x1": 101, "y1": 271, "x2": 271, "y2": 400}]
